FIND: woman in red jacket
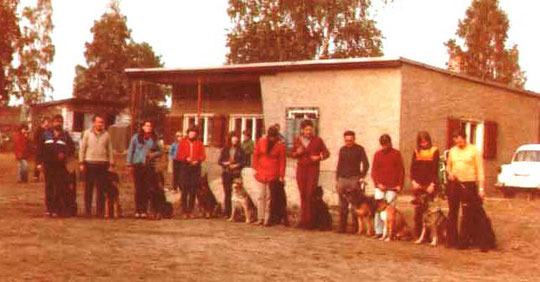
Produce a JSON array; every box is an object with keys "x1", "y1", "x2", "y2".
[
  {"x1": 291, "y1": 120, "x2": 329, "y2": 229},
  {"x1": 252, "y1": 126, "x2": 286, "y2": 226},
  {"x1": 175, "y1": 127, "x2": 206, "y2": 218},
  {"x1": 14, "y1": 124, "x2": 31, "y2": 183}
]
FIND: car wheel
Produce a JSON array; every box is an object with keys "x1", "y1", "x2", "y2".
[{"x1": 501, "y1": 187, "x2": 516, "y2": 198}]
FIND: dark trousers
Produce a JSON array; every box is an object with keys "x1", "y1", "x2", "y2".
[
  {"x1": 181, "y1": 163, "x2": 201, "y2": 214},
  {"x1": 84, "y1": 162, "x2": 109, "y2": 216},
  {"x1": 43, "y1": 164, "x2": 69, "y2": 215},
  {"x1": 222, "y1": 171, "x2": 240, "y2": 217},
  {"x1": 447, "y1": 181, "x2": 495, "y2": 249},
  {"x1": 133, "y1": 165, "x2": 156, "y2": 214},
  {"x1": 172, "y1": 160, "x2": 183, "y2": 191},
  {"x1": 296, "y1": 165, "x2": 320, "y2": 228},
  {"x1": 245, "y1": 154, "x2": 252, "y2": 167}
]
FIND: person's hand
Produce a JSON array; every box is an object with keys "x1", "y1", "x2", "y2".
[
  {"x1": 478, "y1": 188, "x2": 486, "y2": 199},
  {"x1": 37, "y1": 164, "x2": 43, "y2": 171},
  {"x1": 378, "y1": 184, "x2": 386, "y2": 191},
  {"x1": 295, "y1": 146, "x2": 304, "y2": 155},
  {"x1": 108, "y1": 163, "x2": 115, "y2": 172},
  {"x1": 395, "y1": 186, "x2": 402, "y2": 192},
  {"x1": 222, "y1": 161, "x2": 230, "y2": 166},
  {"x1": 79, "y1": 164, "x2": 85, "y2": 172},
  {"x1": 358, "y1": 178, "x2": 365, "y2": 184},
  {"x1": 411, "y1": 180, "x2": 421, "y2": 191},
  {"x1": 191, "y1": 161, "x2": 199, "y2": 166},
  {"x1": 426, "y1": 183, "x2": 435, "y2": 194},
  {"x1": 310, "y1": 155, "x2": 320, "y2": 161},
  {"x1": 279, "y1": 177, "x2": 285, "y2": 182},
  {"x1": 447, "y1": 172, "x2": 456, "y2": 181}
]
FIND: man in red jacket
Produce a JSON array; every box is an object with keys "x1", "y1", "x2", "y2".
[
  {"x1": 252, "y1": 126, "x2": 286, "y2": 226},
  {"x1": 175, "y1": 126, "x2": 206, "y2": 218},
  {"x1": 371, "y1": 134, "x2": 405, "y2": 238},
  {"x1": 14, "y1": 124, "x2": 31, "y2": 183},
  {"x1": 291, "y1": 120, "x2": 330, "y2": 229}
]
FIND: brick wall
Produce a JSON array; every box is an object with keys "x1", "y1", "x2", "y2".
[{"x1": 400, "y1": 64, "x2": 540, "y2": 192}]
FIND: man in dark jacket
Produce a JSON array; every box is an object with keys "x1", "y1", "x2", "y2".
[
  {"x1": 33, "y1": 116, "x2": 50, "y2": 182},
  {"x1": 335, "y1": 130, "x2": 370, "y2": 233},
  {"x1": 36, "y1": 114, "x2": 75, "y2": 217}
]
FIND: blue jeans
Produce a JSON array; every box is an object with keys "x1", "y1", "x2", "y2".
[
  {"x1": 17, "y1": 159, "x2": 28, "y2": 182},
  {"x1": 374, "y1": 188, "x2": 397, "y2": 235}
]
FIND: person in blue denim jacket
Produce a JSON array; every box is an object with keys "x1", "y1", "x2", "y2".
[{"x1": 127, "y1": 120, "x2": 162, "y2": 218}]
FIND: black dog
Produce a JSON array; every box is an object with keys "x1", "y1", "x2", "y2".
[
  {"x1": 149, "y1": 170, "x2": 173, "y2": 219},
  {"x1": 269, "y1": 180, "x2": 289, "y2": 226},
  {"x1": 104, "y1": 171, "x2": 121, "y2": 219},
  {"x1": 311, "y1": 186, "x2": 332, "y2": 231},
  {"x1": 60, "y1": 170, "x2": 77, "y2": 217},
  {"x1": 197, "y1": 174, "x2": 220, "y2": 218}
]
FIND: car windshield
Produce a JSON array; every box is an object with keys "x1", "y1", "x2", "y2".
[{"x1": 513, "y1": 150, "x2": 540, "y2": 162}]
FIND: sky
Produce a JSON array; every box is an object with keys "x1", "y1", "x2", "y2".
[{"x1": 48, "y1": 0, "x2": 540, "y2": 101}]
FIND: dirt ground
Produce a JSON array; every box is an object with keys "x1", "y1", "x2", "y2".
[{"x1": 0, "y1": 153, "x2": 539, "y2": 282}]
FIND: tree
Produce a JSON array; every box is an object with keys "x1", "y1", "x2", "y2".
[
  {"x1": 445, "y1": 0, "x2": 526, "y2": 88},
  {"x1": 226, "y1": 0, "x2": 389, "y2": 64},
  {"x1": 73, "y1": 1, "x2": 166, "y2": 109},
  {"x1": 0, "y1": 0, "x2": 54, "y2": 105}
]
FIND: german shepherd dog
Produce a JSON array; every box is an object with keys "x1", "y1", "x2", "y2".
[
  {"x1": 149, "y1": 170, "x2": 173, "y2": 219},
  {"x1": 375, "y1": 199, "x2": 412, "y2": 242},
  {"x1": 229, "y1": 178, "x2": 257, "y2": 223},
  {"x1": 197, "y1": 174, "x2": 220, "y2": 218},
  {"x1": 311, "y1": 186, "x2": 333, "y2": 231},
  {"x1": 343, "y1": 188, "x2": 377, "y2": 236},
  {"x1": 411, "y1": 194, "x2": 448, "y2": 246},
  {"x1": 104, "y1": 171, "x2": 121, "y2": 219}
]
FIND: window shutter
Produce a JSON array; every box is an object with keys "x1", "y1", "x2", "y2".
[
  {"x1": 211, "y1": 115, "x2": 227, "y2": 147},
  {"x1": 447, "y1": 117, "x2": 461, "y2": 149},
  {"x1": 483, "y1": 121, "x2": 498, "y2": 159}
]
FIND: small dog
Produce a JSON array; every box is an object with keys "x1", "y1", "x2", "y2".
[
  {"x1": 343, "y1": 188, "x2": 376, "y2": 236},
  {"x1": 196, "y1": 174, "x2": 220, "y2": 218},
  {"x1": 311, "y1": 186, "x2": 332, "y2": 231},
  {"x1": 375, "y1": 199, "x2": 411, "y2": 242},
  {"x1": 411, "y1": 194, "x2": 448, "y2": 246},
  {"x1": 60, "y1": 171, "x2": 78, "y2": 217},
  {"x1": 104, "y1": 171, "x2": 121, "y2": 219},
  {"x1": 229, "y1": 178, "x2": 257, "y2": 223},
  {"x1": 149, "y1": 170, "x2": 173, "y2": 219}
]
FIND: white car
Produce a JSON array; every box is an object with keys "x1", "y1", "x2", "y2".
[{"x1": 497, "y1": 144, "x2": 540, "y2": 198}]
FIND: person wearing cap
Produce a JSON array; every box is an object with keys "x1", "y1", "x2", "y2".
[
  {"x1": 371, "y1": 134, "x2": 405, "y2": 238},
  {"x1": 176, "y1": 126, "x2": 206, "y2": 218},
  {"x1": 291, "y1": 120, "x2": 330, "y2": 229},
  {"x1": 252, "y1": 126, "x2": 286, "y2": 226}
]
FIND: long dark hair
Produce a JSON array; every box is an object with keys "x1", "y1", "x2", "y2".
[
  {"x1": 416, "y1": 131, "x2": 432, "y2": 150},
  {"x1": 225, "y1": 131, "x2": 240, "y2": 148},
  {"x1": 137, "y1": 120, "x2": 157, "y2": 144}
]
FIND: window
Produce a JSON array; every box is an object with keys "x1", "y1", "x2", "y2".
[
  {"x1": 229, "y1": 114, "x2": 264, "y2": 142},
  {"x1": 183, "y1": 114, "x2": 214, "y2": 146},
  {"x1": 73, "y1": 111, "x2": 84, "y2": 132},
  {"x1": 447, "y1": 118, "x2": 498, "y2": 159},
  {"x1": 513, "y1": 150, "x2": 540, "y2": 162},
  {"x1": 285, "y1": 107, "x2": 320, "y2": 151}
]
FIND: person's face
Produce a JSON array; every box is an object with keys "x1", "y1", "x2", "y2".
[
  {"x1": 268, "y1": 135, "x2": 277, "y2": 143},
  {"x1": 176, "y1": 135, "x2": 183, "y2": 142},
  {"x1": 453, "y1": 136, "x2": 467, "y2": 148},
  {"x1": 21, "y1": 128, "x2": 28, "y2": 135},
  {"x1": 344, "y1": 135, "x2": 355, "y2": 147},
  {"x1": 231, "y1": 136, "x2": 239, "y2": 145},
  {"x1": 188, "y1": 131, "x2": 197, "y2": 139},
  {"x1": 419, "y1": 138, "x2": 430, "y2": 149},
  {"x1": 52, "y1": 118, "x2": 62, "y2": 130},
  {"x1": 302, "y1": 125, "x2": 313, "y2": 138},
  {"x1": 381, "y1": 143, "x2": 391, "y2": 151},
  {"x1": 142, "y1": 122, "x2": 152, "y2": 134},
  {"x1": 94, "y1": 117, "x2": 105, "y2": 131},
  {"x1": 42, "y1": 120, "x2": 50, "y2": 129}
]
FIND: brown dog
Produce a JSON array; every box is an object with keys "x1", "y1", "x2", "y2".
[
  {"x1": 344, "y1": 189, "x2": 376, "y2": 236},
  {"x1": 411, "y1": 195, "x2": 448, "y2": 246},
  {"x1": 229, "y1": 178, "x2": 257, "y2": 223},
  {"x1": 375, "y1": 199, "x2": 411, "y2": 242},
  {"x1": 104, "y1": 171, "x2": 121, "y2": 219}
]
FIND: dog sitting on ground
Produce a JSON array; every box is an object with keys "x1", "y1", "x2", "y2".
[
  {"x1": 148, "y1": 170, "x2": 173, "y2": 219},
  {"x1": 311, "y1": 186, "x2": 333, "y2": 231},
  {"x1": 343, "y1": 188, "x2": 376, "y2": 236},
  {"x1": 104, "y1": 171, "x2": 121, "y2": 219},
  {"x1": 411, "y1": 194, "x2": 447, "y2": 246},
  {"x1": 229, "y1": 178, "x2": 257, "y2": 223},
  {"x1": 375, "y1": 199, "x2": 412, "y2": 242},
  {"x1": 269, "y1": 180, "x2": 289, "y2": 226},
  {"x1": 60, "y1": 170, "x2": 77, "y2": 217},
  {"x1": 197, "y1": 174, "x2": 220, "y2": 218}
]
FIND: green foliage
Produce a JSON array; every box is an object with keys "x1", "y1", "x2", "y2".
[
  {"x1": 226, "y1": 0, "x2": 387, "y2": 64},
  {"x1": 0, "y1": 0, "x2": 54, "y2": 105},
  {"x1": 445, "y1": 0, "x2": 526, "y2": 88},
  {"x1": 73, "y1": 0, "x2": 167, "y2": 113}
]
